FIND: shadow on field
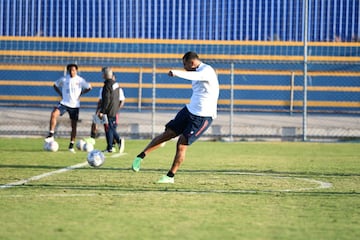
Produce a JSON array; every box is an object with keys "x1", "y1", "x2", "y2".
[
  {"x1": 2, "y1": 165, "x2": 357, "y2": 195},
  {"x1": 21, "y1": 183, "x2": 359, "y2": 196},
  {"x1": 97, "y1": 167, "x2": 360, "y2": 177},
  {"x1": 1, "y1": 164, "x2": 359, "y2": 177}
]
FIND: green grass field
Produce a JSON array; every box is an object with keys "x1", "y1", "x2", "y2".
[{"x1": 0, "y1": 138, "x2": 359, "y2": 240}]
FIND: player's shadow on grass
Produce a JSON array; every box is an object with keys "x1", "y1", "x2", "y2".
[
  {"x1": 1, "y1": 164, "x2": 359, "y2": 177},
  {"x1": 97, "y1": 167, "x2": 360, "y2": 177},
  {"x1": 179, "y1": 169, "x2": 360, "y2": 177},
  {"x1": 22, "y1": 183, "x2": 359, "y2": 196}
]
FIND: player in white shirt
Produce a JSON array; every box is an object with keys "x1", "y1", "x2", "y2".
[
  {"x1": 45, "y1": 64, "x2": 92, "y2": 153},
  {"x1": 132, "y1": 52, "x2": 219, "y2": 183}
]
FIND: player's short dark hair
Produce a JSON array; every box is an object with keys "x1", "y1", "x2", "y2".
[
  {"x1": 67, "y1": 63, "x2": 78, "y2": 71},
  {"x1": 182, "y1": 51, "x2": 199, "y2": 62}
]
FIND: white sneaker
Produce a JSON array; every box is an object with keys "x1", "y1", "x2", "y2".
[
  {"x1": 119, "y1": 138, "x2": 125, "y2": 153},
  {"x1": 68, "y1": 148, "x2": 76, "y2": 154},
  {"x1": 111, "y1": 146, "x2": 117, "y2": 153},
  {"x1": 156, "y1": 175, "x2": 174, "y2": 184},
  {"x1": 44, "y1": 136, "x2": 54, "y2": 143}
]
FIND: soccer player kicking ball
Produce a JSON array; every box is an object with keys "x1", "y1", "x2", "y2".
[{"x1": 132, "y1": 52, "x2": 219, "y2": 183}]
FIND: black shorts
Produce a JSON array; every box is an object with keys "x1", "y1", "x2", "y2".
[
  {"x1": 165, "y1": 106, "x2": 213, "y2": 145},
  {"x1": 57, "y1": 103, "x2": 79, "y2": 121}
]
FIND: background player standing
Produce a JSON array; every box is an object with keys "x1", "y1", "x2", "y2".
[
  {"x1": 85, "y1": 73, "x2": 125, "y2": 153},
  {"x1": 97, "y1": 67, "x2": 124, "y2": 153},
  {"x1": 45, "y1": 63, "x2": 92, "y2": 153}
]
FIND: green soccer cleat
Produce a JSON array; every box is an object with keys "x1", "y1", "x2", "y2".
[
  {"x1": 132, "y1": 157, "x2": 143, "y2": 172},
  {"x1": 156, "y1": 175, "x2": 174, "y2": 184}
]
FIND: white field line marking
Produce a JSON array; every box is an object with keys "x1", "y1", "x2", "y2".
[
  {"x1": 225, "y1": 171, "x2": 333, "y2": 191},
  {"x1": 0, "y1": 153, "x2": 128, "y2": 190},
  {"x1": 0, "y1": 162, "x2": 88, "y2": 189},
  {"x1": 283, "y1": 177, "x2": 333, "y2": 192},
  {"x1": 0, "y1": 170, "x2": 333, "y2": 197},
  {"x1": 0, "y1": 179, "x2": 333, "y2": 198},
  {"x1": 110, "y1": 152, "x2": 128, "y2": 158}
]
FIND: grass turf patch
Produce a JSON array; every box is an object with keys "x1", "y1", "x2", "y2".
[{"x1": 0, "y1": 138, "x2": 359, "y2": 240}]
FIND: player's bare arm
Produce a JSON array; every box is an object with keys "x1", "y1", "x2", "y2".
[
  {"x1": 53, "y1": 84, "x2": 62, "y2": 97},
  {"x1": 81, "y1": 87, "x2": 92, "y2": 96}
]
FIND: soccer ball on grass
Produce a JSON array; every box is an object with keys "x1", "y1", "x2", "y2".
[
  {"x1": 87, "y1": 150, "x2": 105, "y2": 167},
  {"x1": 84, "y1": 142, "x2": 94, "y2": 152},
  {"x1": 43, "y1": 141, "x2": 59, "y2": 152},
  {"x1": 76, "y1": 139, "x2": 86, "y2": 151},
  {"x1": 76, "y1": 139, "x2": 94, "y2": 152}
]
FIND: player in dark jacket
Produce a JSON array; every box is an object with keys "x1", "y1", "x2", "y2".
[{"x1": 98, "y1": 67, "x2": 123, "y2": 153}]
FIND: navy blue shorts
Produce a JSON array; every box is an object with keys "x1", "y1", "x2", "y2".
[
  {"x1": 57, "y1": 103, "x2": 79, "y2": 121},
  {"x1": 165, "y1": 106, "x2": 213, "y2": 145}
]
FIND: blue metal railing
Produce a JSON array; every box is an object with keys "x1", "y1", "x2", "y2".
[{"x1": 1, "y1": 0, "x2": 359, "y2": 41}]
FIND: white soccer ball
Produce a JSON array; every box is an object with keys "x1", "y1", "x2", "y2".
[
  {"x1": 87, "y1": 150, "x2": 105, "y2": 167},
  {"x1": 76, "y1": 139, "x2": 86, "y2": 151},
  {"x1": 44, "y1": 141, "x2": 59, "y2": 152},
  {"x1": 43, "y1": 141, "x2": 50, "y2": 151},
  {"x1": 84, "y1": 142, "x2": 94, "y2": 152}
]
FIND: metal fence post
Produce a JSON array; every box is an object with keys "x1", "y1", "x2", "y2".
[
  {"x1": 152, "y1": 61, "x2": 156, "y2": 139},
  {"x1": 230, "y1": 63, "x2": 234, "y2": 142},
  {"x1": 290, "y1": 71, "x2": 295, "y2": 115},
  {"x1": 302, "y1": 0, "x2": 309, "y2": 141},
  {"x1": 138, "y1": 67, "x2": 143, "y2": 112}
]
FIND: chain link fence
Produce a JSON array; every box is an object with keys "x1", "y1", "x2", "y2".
[
  {"x1": 0, "y1": 0, "x2": 359, "y2": 141},
  {"x1": 0, "y1": 60, "x2": 359, "y2": 142}
]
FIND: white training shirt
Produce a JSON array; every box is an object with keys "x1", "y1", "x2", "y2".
[
  {"x1": 171, "y1": 62, "x2": 219, "y2": 119},
  {"x1": 55, "y1": 75, "x2": 91, "y2": 108},
  {"x1": 98, "y1": 84, "x2": 125, "y2": 101}
]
